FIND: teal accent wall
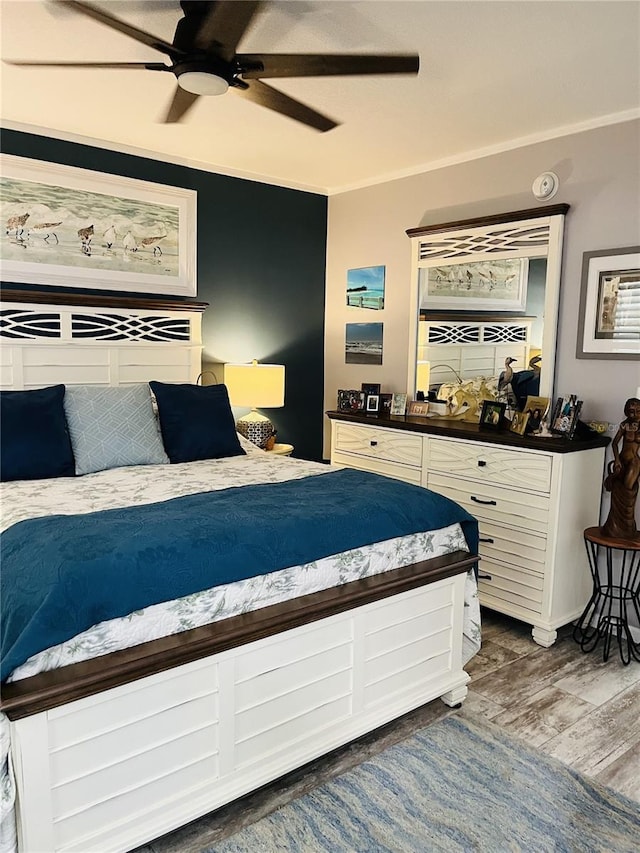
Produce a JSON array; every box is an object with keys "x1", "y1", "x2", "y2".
[{"x1": 0, "y1": 130, "x2": 327, "y2": 461}]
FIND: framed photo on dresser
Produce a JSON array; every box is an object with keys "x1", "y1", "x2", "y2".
[
  {"x1": 479, "y1": 400, "x2": 506, "y2": 429},
  {"x1": 365, "y1": 394, "x2": 380, "y2": 413},
  {"x1": 390, "y1": 393, "x2": 408, "y2": 416},
  {"x1": 551, "y1": 395, "x2": 583, "y2": 438},
  {"x1": 379, "y1": 393, "x2": 393, "y2": 415},
  {"x1": 407, "y1": 400, "x2": 429, "y2": 417}
]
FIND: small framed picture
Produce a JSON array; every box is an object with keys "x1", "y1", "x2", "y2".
[
  {"x1": 525, "y1": 408, "x2": 544, "y2": 433},
  {"x1": 524, "y1": 396, "x2": 550, "y2": 417},
  {"x1": 379, "y1": 393, "x2": 393, "y2": 415},
  {"x1": 480, "y1": 400, "x2": 506, "y2": 429},
  {"x1": 551, "y1": 395, "x2": 583, "y2": 438},
  {"x1": 337, "y1": 390, "x2": 352, "y2": 411},
  {"x1": 366, "y1": 394, "x2": 380, "y2": 413},
  {"x1": 390, "y1": 393, "x2": 408, "y2": 416},
  {"x1": 341, "y1": 389, "x2": 363, "y2": 411},
  {"x1": 353, "y1": 391, "x2": 366, "y2": 411},
  {"x1": 407, "y1": 400, "x2": 429, "y2": 417},
  {"x1": 510, "y1": 410, "x2": 530, "y2": 435},
  {"x1": 361, "y1": 382, "x2": 381, "y2": 396}
]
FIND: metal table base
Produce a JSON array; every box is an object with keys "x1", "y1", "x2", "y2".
[{"x1": 573, "y1": 527, "x2": 640, "y2": 665}]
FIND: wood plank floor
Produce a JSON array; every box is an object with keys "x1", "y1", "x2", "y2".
[{"x1": 140, "y1": 609, "x2": 640, "y2": 852}]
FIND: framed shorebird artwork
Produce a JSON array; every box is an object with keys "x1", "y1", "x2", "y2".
[
  {"x1": 419, "y1": 258, "x2": 529, "y2": 312},
  {"x1": 0, "y1": 154, "x2": 197, "y2": 296}
]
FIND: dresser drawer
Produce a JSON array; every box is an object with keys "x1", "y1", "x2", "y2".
[
  {"x1": 477, "y1": 521, "x2": 547, "y2": 576},
  {"x1": 428, "y1": 438, "x2": 552, "y2": 493},
  {"x1": 333, "y1": 423, "x2": 423, "y2": 468},
  {"x1": 427, "y1": 473, "x2": 550, "y2": 535},
  {"x1": 479, "y1": 558, "x2": 545, "y2": 617}
]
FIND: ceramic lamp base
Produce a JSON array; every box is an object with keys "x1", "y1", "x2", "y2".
[{"x1": 236, "y1": 411, "x2": 275, "y2": 449}]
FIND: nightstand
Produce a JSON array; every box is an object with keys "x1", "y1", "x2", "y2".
[
  {"x1": 573, "y1": 527, "x2": 640, "y2": 665},
  {"x1": 269, "y1": 443, "x2": 294, "y2": 456}
]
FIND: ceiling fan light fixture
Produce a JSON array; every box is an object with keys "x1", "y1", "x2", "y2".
[{"x1": 177, "y1": 70, "x2": 229, "y2": 96}]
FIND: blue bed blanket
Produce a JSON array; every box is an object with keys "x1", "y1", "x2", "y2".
[{"x1": 1, "y1": 468, "x2": 478, "y2": 681}]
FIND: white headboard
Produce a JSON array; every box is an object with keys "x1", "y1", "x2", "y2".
[{"x1": 0, "y1": 289, "x2": 207, "y2": 390}]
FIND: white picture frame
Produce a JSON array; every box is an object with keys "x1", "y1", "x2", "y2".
[
  {"x1": 390, "y1": 392, "x2": 407, "y2": 416},
  {"x1": 0, "y1": 154, "x2": 197, "y2": 296},
  {"x1": 419, "y1": 257, "x2": 529, "y2": 312},
  {"x1": 576, "y1": 246, "x2": 640, "y2": 359}
]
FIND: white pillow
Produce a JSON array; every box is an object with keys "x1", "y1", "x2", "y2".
[{"x1": 64, "y1": 384, "x2": 169, "y2": 475}]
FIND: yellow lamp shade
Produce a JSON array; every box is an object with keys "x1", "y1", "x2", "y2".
[
  {"x1": 416, "y1": 361, "x2": 430, "y2": 395},
  {"x1": 224, "y1": 360, "x2": 285, "y2": 409}
]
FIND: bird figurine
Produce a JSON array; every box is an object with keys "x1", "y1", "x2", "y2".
[
  {"x1": 497, "y1": 357, "x2": 518, "y2": 410},
  {"x1": 498, "y1": 357, "x2": 517, "y2": 393},
  {"x1": 528, "y1": 354, "x2": 542, "y2": 372}
]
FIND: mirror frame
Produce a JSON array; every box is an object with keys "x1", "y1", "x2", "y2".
[{"x1": 406, "y1": 205, "x2": 569, "y2": 405}]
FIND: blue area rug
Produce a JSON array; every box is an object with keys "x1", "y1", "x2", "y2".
[{"x1": 207, "y1": 715, "x2": 640, "y2": 852}]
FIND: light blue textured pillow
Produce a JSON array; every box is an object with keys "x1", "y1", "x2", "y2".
[{"x1": 63, "y1": 384, "x2": 169, "y2": 475}]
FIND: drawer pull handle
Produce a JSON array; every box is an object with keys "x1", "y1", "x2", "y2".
[
  {"x1": 478, "y1": 573, "x2": 493, "y2": 581},
  {"x1": 477, "y1": 460, "x2": 487, "y2": 467},
  {"x1": 471, "y1": 496, "x2": 497, "y2": 506},
  {"x1": 370, "y1": 440, "x2": 378, "y2": 447},
  {"x1": 479, "y1": 537, "x2": 494, "y2": 544}
]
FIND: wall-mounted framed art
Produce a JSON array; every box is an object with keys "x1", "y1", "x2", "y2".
[
  {"x1": 0, "y1": 154, "x2": 197, "y2": 296},
  {"x1": 576, "y1": 246, "x2": 639, "y2": 359},
  {"x1": 346, "y1": 265, "x2": 385, "y2": 310},
  {"x1": 419, "y1": 257, "x2": 529, "y2": 312},
  {"x1": 345, "y1": 322, "x2": 383, "y2": 365}
]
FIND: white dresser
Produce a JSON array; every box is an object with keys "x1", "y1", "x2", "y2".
[{"x1": 329, "y1": 413, "x2": 608, "y2": 647}]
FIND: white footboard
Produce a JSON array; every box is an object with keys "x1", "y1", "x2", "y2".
[{"x1": 10, "y1": 571, "x2": 468, "y2": 853}]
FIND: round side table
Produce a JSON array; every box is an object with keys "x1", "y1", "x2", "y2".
[
  {"x1": 269, "y1": 443, "x2": 294, "y2": 456},
  {"x1": 573, "y1": 526, "x2": 640, "y2": 665}
]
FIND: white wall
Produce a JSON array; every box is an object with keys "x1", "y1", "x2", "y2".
[{"x1": 324, "y1": 119, "x2": 640, "y2": 485}]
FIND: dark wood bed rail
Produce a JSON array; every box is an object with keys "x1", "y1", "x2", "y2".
[{"x1": 1, "y1": 550, "x2": 477, "y2": 720}]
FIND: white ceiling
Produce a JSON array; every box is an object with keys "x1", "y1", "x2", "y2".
[{"x1": 1, "y1": 1, "x2": 639, "y2": 194}]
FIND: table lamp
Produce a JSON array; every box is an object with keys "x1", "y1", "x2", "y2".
[
  {"x1": 415, "y1": 361, "x2": 430, "y2": 401},
  {"x1": 224, "y1": 360, "x2": 285, "y2": 448}
]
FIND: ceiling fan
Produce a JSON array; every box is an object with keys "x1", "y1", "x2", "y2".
[{"x1": 7, "y1": 0, "x2": 419, "y2": 131}]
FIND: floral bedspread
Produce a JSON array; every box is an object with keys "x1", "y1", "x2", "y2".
[{"x1": 0, "y1": 440, "x2": 480, "y2": 852}]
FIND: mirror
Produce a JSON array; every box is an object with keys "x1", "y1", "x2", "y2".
[{"x1": 406, "y1": 206, "x2": 569, "y2": 418}]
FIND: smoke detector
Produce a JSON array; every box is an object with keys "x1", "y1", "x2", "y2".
[{"x1": 532, "y1": 171, "x2": 559, "y2": 201}]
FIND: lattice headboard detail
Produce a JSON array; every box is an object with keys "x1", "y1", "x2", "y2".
[
  {"x1": 417, "y1": 316, "x2": 534, "y2": 386},
  {"x1": 413, "y1": 222, "x2": 551, "y2": 263},
  {"x1": 0, "y1": 289, "x2": 207, "y2": 390}
]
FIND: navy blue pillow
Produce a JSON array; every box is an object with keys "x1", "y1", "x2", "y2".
[
  {"x1": 1, "y1": 385, "x2": 75, "y2": 481},
  {"x1": 150, "y1": 382, "x2": 246, "y2": 463}
]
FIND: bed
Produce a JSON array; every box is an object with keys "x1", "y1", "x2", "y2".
[{"x1": 0, "y1": 290, "x2": 480, "y2": 853}]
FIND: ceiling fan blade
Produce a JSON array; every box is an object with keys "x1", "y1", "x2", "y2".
[
  {"x1": 5, "y1": 60, "x2": 170, "y2": 71},
  {"x1": 237, "y1": 53, "x2": 420, "y2": 79},
  {"x1": 59, "y1": 0, "x2": 183, "y2": 58},
  {"x1": 192, "y1": 1, "x2": 262, "y2": 61},
  {"x1": 233, "y1": 79, "x2": 337, "y2": 132},
  {"x1": 163, "y1": 86, "x2": 200, "y2": 123}
]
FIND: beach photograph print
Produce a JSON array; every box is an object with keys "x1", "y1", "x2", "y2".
[
  {"x1": 345, "y1": 322, "x2": 383, "y2": 365},
  {"x1": 346, "y1": 265, "x2": 385, "y2": 309},
  {"x1": 0, "y1": 155, "x2": 196, "y2": 296}
]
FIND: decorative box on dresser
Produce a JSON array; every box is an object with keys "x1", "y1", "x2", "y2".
[{"x1": 328, "y1": 411, "x2": 609, "y2": 648}]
